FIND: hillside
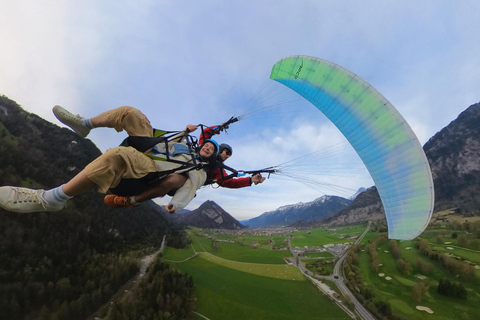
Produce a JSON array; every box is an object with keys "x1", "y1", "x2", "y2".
[
  {"x1": 172, "y1": 200, "x2": 245, "y2": 230},
  {"x1": 0, "y1": 96, "x2": 185, "y2": 319},
  {"x1": 423, "y1": 102, "x2": 480, "y2": 213}
]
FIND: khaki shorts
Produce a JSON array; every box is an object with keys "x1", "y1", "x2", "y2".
[
  {"x1": 83, "y1": 106, "x2": 159, "y2": 193},
  {"x1": 105, "y1": 106, "x2": 153, "y2": 137},
  {"x1": 84, "y1": 147, "x2": 157, "y2": 193}
]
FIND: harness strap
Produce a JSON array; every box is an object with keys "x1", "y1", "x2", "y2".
[
  {"x1": 204, "y1": 163, "x2": 239, "y2": 185},
  {"x1": 119, "y1": 128, "x2": 208, "y2": 179},
  {"x1": 142, "y1": 161, "x2": 205, "y2": 184}
]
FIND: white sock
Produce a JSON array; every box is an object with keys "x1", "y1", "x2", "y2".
[
  {"x1": 43, "y1": 185, "x2": 73, "y2": 205},
  {"x1": 84, "y1": 118, "x2": 94, "y2": 129}
]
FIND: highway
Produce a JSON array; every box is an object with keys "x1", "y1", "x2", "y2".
[
  {"x1": 332, "y1": 222, "x2": 376, "y2": 320},
  {"x1": 294, "y1": 222, "x2": 377, "y2": 320}
]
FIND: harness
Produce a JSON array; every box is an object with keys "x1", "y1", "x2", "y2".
[
  {"x1": 119, "y1": 128, "x2": 207, "y2": 181},
  {"x1": 204, "y1": 163, "x2": 240, "y2": 186}
]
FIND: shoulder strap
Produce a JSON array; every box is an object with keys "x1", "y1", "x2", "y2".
[{"x1": 119, "y1": 128, "x2": 185, "y2": 152}]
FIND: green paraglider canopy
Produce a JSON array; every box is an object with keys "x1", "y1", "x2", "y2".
[{"x1": 270, "y1": 55, "x2": 434, "y2": 240}]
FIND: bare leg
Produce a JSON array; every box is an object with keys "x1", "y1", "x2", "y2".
[
  {"x1": 134, "y1": 173, "x2": 188, "y2": 202},
  {"x1": 62, "y1": 171, "x2": 97, "y2": 197},
  {"x1": 90, "y1": 111, "x2": 115, "y2": 128}
]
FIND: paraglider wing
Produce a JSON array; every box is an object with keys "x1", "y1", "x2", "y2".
[{"x1": 270, "y1": 55, "x2": 434, "y2": 240}]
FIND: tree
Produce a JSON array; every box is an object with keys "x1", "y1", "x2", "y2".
[
  {"x1": 416, "y1": 258, "x2": 432, "y2": 275},
  {"x1": 397, "y1": 258, "x2": 412, "y2": 275},
  {"x1": 412, "y1": 281, "x2": 429, "y2": 302},
  {"x1": 437, "y1": 279, "x2": 467, "y2": 299},
  {"x1": 37, "y1": 306, "x2": 52, "y2": 320}
]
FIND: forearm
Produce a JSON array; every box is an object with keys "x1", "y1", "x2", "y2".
[
  {"x1": 217, "y1": 176, "x2": 252, "y2": 189},
  {"x1": 168, "y1": 170, "x2": 206, "y2": 211},
  {"x1": 199, "y1": 126, "x2": 220, "y2": 144}
]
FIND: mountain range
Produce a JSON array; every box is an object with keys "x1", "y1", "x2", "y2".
[
  {"x1": 241, "y1": 195, "x2": 352, "y2": 228},
  {"x1": 1, "y1": 95, "x2": 479, "y2": 232},
  {"x1": 171, "y1": 200, "x2": 245, "y2": 230}
]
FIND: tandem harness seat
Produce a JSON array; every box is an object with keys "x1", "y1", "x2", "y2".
[{"x1": 109, "y1": 129, "x2": 205, "y2": 197}]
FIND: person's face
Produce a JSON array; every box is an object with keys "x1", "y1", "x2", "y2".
[
  {"x1": 219, "y1": 149, "x2": 231, "y2": 162},
  {"x1": 200, "y1": 142, "x2": 216, "y2": 158}
]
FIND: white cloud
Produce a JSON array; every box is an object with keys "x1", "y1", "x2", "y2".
[{"x1": 1, "y1": 1, "x2": 479, "y2": 220}]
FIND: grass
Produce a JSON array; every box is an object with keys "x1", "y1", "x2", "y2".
[
  {"x1": 291, "y1": 225, "x2": 367, "y2": 247},
  {"x1": 162, "y1": 245, "x2": 196, "y2": 261},
  {"x1": 304, "y1": 260, "x2": 335, "y2": 276},
  {"x1": 164, "y1": 224, "x2": 480, "y2": 319},
  {"x1": 216, "y1": 233, "x2": 289, "y2": 249},
  {"x1": 304, "y1": 251, "x2": 335, "y2": 258},
  {"x1": 431, "y1": 244, "x2": 480, "y2": 264},
  {"x1": 356, "y1": 228, "x2": 480, "y2": 320},
  {"x1": 198, "y1": 252, "x2": 302, "y2": 280},
  {"x1": 170, "y1": 254, "x2": 350, "y2": 320},
  {"x1": 189, "y1": 230, "x2": 290, "y2": 264},
  {"x1": 160, "y1": 227, "x2": 372, "y2": 319}
]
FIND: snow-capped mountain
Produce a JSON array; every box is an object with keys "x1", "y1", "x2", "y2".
[
  {"x1": 349, "y1": 187, "x2": 367, "y2": 200},
  {"x1": 241, "y1": 195, "x2": 352, "y2": 228}
]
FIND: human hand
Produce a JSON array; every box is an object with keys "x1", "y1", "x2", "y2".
[
  {"x1": 252, "y1": 174, "x2": 266, "y2": 185},
  {"x1": 186, "y1": 124, "x2": 197, "y2": 133},
  {"x1": 166, "y1": 203, "x2": 176, "y2": 214}
]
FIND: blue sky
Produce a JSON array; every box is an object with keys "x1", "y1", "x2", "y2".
[{"x1": 1, "y1": 1, "x2": 479, "y2": 220}]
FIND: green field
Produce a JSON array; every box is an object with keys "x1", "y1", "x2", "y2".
[
  {"x1": 163, "y1": 245, "x2": 197, "y2": 261},
  {"x1": 291, "y1": 225, "x2": 367, "y2": 247},
  {"x1": 357, "y1": 229, "x2": 480, "y2": 320},
  {"x1": 198, "y1": 252, "x2": 302, "y2": 280},
  {"x1": 160, "y1": 227, "x2": 361, "y2": 319},
  {"x1": 431, "y1": 244, "x2": 480, "y2": 266},
  {"x1": 304, "y1": 251, "x2": 335, "y2": 258},
  {"x1": 164, "y1": 224, "x2": 480, "y2": 319},
  {"x1": 168, "y1": 253, "x2": 349, "y2": 320},
  {"x1": 189, "y1": 230, "x2": 292, "y2": 264}
]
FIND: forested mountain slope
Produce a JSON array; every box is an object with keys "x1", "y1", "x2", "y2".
[{"x1": 0, "y1": 96, "x2": 187, "y2": 319}]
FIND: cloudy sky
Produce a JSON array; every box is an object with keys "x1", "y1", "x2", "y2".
[{"x1": 1, "y1": 1, "x2": 479, "y2": 220}]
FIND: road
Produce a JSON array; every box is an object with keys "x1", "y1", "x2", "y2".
[
  {"x1": 294, "y1": 222, "x2": 377, "y2": 320},
  {"x1": 331, "y1": 222, "x2": 376, "y2": 320}
]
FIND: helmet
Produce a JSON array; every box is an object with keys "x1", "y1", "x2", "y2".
[
  {"x1": 200, "y1": 139, "x2": 219, "y2": 160},
  {"x1": 219, "y1": 143, "x2": 233, "y2": 156}
]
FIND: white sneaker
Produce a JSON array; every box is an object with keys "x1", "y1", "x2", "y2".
[
  {"x1": 0, "y1": 187, "x2": 65, "y2": 213},
  {"x1": 53, "y1": 105, "x2": 91, "y2": 138}
]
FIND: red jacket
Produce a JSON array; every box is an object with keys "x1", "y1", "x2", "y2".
[{"x1": 199, "y1": 125, "x2": 252, "y2": 189}]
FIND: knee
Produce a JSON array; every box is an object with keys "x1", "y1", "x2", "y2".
[
  {"x1": 103, "y1": 146, "x2": 123, "y2": 158},
  {"x1": 117, "y1": 106, "x2": 140, "y2": 114},
  {"x1": 115, "y1": 106, "x2": 147, "y2": 122},
  {"x1": 100, "y1": 147, "x2": 130, "y2": 166}
]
